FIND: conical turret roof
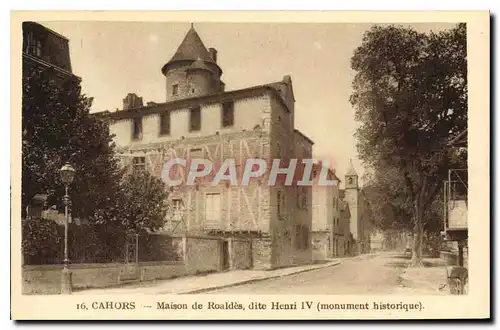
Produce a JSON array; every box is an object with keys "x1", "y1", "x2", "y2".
[
  {"x1": 162, "y1": 25, "x2": 220, "y2": 74},
  {"x1": 346, "y1": 159, "x2": 358, "y2": 176}
]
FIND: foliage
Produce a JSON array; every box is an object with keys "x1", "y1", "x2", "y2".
[
  {"x1": 22, "y1": 218, "x2": 62, "y2": 262},
  {"x1": 22, "y1": 66, "x2": 173, "y2": 261},
  {"x1": 350, "y1": 23, "x2": 467, "y2": 265},
  {"x1": 91, "y1": 170, "x2": 170, "y2": 232},
  {"x1": 22, "y1": 66, "x2": 123, "y2": 221}
]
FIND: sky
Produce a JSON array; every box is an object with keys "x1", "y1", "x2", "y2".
[{"x1": 41, "y1": 21, "x2": 457, "y2": 188}]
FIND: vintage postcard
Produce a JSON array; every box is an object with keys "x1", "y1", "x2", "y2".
[{"x1": 11, "y1": 10, "x2": 490, "y2": 320}]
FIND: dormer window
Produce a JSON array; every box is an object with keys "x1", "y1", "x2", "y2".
[{"x1": 349, "y1": 177, "x2": 353, "y2": 184}]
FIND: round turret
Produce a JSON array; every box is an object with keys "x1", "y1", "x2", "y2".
[{"x1": 162, "y1": 26, "x2": 222, "y2": 101}]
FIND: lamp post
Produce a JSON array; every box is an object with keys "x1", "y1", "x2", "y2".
[{"x1": 60, "y1": 162, "x2": 76, "y2": 294}]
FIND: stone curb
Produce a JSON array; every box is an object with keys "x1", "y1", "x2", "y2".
[{"x1": 172, "y1": 260, "x2": 342, "y2": 295}]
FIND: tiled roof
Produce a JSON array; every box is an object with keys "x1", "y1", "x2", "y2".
[
  {"x1": 165, "y1": 27, "x2": 216, "y2": 66},
  {"x1": 346, "y1": 159, "x2": 358, "y2": 176}
]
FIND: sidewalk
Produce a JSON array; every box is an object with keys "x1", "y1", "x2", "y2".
[
  {"x1": 395, "y1": 257, "x2": 453, "y2": 295},
  {"x1": 74, "y1": 259, "x2": 341, "y2": 295}
]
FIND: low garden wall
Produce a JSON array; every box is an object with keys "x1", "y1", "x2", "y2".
[
  {"x1": 22, "y1": 234, "x2": 253, "y2": 294},
  {"x1": 22, "y1": 261, "x2": 187, "y2": 295}
]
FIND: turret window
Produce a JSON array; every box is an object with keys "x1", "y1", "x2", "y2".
[{"x1": 172, "y1": 84, "x2": 178, "y2": 96}]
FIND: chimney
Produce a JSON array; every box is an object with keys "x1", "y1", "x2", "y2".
[
  {"x1": 209, "y1": 48, "x2": 217, "y2": 63},
  {"x1": 123, "y1": 93, "x2": 143, "y2": 110}
]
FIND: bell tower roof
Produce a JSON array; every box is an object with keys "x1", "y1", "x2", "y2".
[
  {"x1": 162, "y1": 24, "x2": 221, "y2": 75},
  {"x1": 346, "y1": 159, "x2": 358, "y2": 176}
]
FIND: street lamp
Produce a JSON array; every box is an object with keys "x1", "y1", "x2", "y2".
[{"x1": 60, "y1": 162, "x2": 75, "y2": 294}]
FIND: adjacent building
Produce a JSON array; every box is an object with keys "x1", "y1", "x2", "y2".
[
  {"x1": 22, "y1": 21, "x2": 79, "y2": 83},
  {"x1": 97, "y1": 26, "x2": 314, "y2": 269},
  {"x1": 339, "y1": 160, "x2": 372, "y2": 255},
  {"x1": 311, "y1": 165, "x2": 344, "y2": 260}
]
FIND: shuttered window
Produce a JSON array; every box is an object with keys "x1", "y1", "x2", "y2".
[
  {"x1": 205, "y1": 193, "x2": 221, "y2": 224},
  {"x1": 160, "y1": 112, "x2": 171, "y2": 135}
]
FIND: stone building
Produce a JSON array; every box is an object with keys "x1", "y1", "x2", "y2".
[
  {"x1": 22, "y1": 21, "x2": 79, "y2": 83},
  {"x1": 96, "y1": 26, "x2": 313, "y2": 269},
  {"x1": 339, "y1": 160, "x2": 372, "y2": 255},
  {"x1": 311, "y1": 165, "x2": 343, "y2": 260},
  {"x1": 339, "y1": 200, "x2": 354, "y2": 256}
]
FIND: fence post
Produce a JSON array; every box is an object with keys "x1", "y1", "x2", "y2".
[
  {"x1": 227, "y1": 238, "x2": 233, "y2": 270},
  {"x1": 182, "y1": 235, "x2": 188, "y2": 271},
  {"x1": 135, "y1": 233, "x2": 139, "y2": 263}
]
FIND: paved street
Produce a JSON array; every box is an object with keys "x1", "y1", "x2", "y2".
[
  {"x1": 72, "y1": 252, "x2": 449, "y2": 295},
  {"x1": 203, "y1": 253, "x2": 448, "y2": 295}
]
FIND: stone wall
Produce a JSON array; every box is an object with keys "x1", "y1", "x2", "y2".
[
  {"x1": 22, "y1": 261, "x2": 186, "y2": 295},
  {"x1": 184, "y1": 235, "x2": 223, "y2": 274},
  {"x1": 252, "y1": 237, "x2": 272, "y2": 269}
]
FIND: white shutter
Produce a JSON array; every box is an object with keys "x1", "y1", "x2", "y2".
[{"x1": 205, "y1": 193, "x2": 221, "y2": 228}]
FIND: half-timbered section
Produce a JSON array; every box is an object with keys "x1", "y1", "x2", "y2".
[{"x1": 95, "y1": 26, "x2": 314, "y2": 269}]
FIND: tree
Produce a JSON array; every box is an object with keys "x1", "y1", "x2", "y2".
[
  {"x1": 22, "y1": 66, "x2": 172, "y2": 261},
  {"x1": 92, "y1": 170, "x2": 170, "y2": 233},
  {"x1": 22, "y1": 66, "x2": 123, "y2": 222},
  {"x1": 350, "y1": 23, "x2": 467, "y2": 266},
  {"x1": 362, "y1": 166, "x2": 413, "y2": 233}
]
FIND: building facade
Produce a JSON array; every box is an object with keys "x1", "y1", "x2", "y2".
[
  {"x1": 22, "y1": 21, "x2": 79, "y2": 83},
  {"x1": 311, "y1": 166, "x2": 344, "y2": 260},
  {"x1": 340, "y1": 160, "x2": 372, "y2": 255},
  {"x1": 339, "y1": 200, "x2": 354, "y2": 256},
  {"x1": 97, "y1": 26, "x2": 313, "y2": 269}
]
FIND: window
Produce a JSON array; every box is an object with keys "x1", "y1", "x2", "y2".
[
  {"x1": 221, "y1": 101, "x2": 234, "y2": 127},
  {"x1": 25, "y1": 32, "x2": 42, "y2": 57},
  {"x1": 172, "y1": 84, "x2": 178, "y2": 96},
  {"x1": 302, "y1": 189, "x2": 308, "y2": 210},
  {"x1": 349, "y1": 177, "x2": 353, "y2": 184},
  {"x1": 295, "y1": 224, "x2": 310, "y2": 250},
  {"x1": 296, "y1": 188, "x2": 301, "y2": 209},
  {"x1": 277, "y1": 190, "x2": 286, "y2": 219},
  {"x1": 160, "y1": 112, "x2": 171, "y2": 135},
  {"x1": 189, "y1": 107, "x2": 201, "y2": 131},
  {"x1": 205, "y1": 193, "x2": 221, "y2": 224},
  {"x1": 166, "y1": 199, "x2": 183, "y2": 231},
  {"x1": 302, "y1": 225, "x2": 309, "y2": 249},
  {"x1": 296, "y1": 187, "x2": 308, "y2": 210},
  {"x1": 132, "y1": 157, "x2": 146, "y2": 174},
  {"x1": 172, "y1": 199, "x2": 183, "y2": 223},
  {"x1": 132, "y1": 117, "x2": 142, "y2": 140}
]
